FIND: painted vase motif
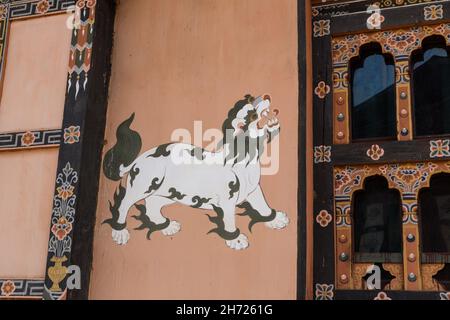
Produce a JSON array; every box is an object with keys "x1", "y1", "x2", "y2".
[{"x1": 48, "y1": 256, "x2": 68, "y2": 292}]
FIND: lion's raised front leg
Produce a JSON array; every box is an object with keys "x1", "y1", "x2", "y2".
[
  {"x1": 242, "y1": 185, "x2": 289, "y2": 231},
  {"x1": 208, "y1": 201, "x2": 249, "y2": 251}
]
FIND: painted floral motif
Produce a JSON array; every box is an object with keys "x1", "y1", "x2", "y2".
[
  {"x1": 430, "y1": 140, "x2": 450, "y2": 158},
  {"x1": 440, "y1": 292, "x2": 450, "y2": 300},
  {"x1": 316, "y1": 210, "x2": 333, "y2": 228},
  {"x1": 381, "y1": 163, "x2": 437, "y2": 194},
  {"x1": 48, "y1": 163, "x2": 78, "y2": 259},
  {"x1": 64, "y1": 126, "x2": 81, "y2": 144},
  {"x1": 367, "y1": 144, "x2": 385, "y2": 161},
  {"x1": 36, "y1": 0, "x2": 50, "y2": 14},
  {"x1": 315, "y1": 284, "x2": 334, "y2": 300},
  {"x1": 374, "y1": 291, "x2": 392, "y2": 300},
  {"x1": 312, "y1": 7, "x2": 319, "y2": 17},
  {"x1": 424, "y1": 5, "x2": 444, "y2": 21},
  {"x1": 377, "y1": 0, "x2": 433, "y2": 8},
  {"x1": 397, "y1": 167, "x2": 426, "y2": 184},
  {"x1": 51, "y1": 217, "x2": 73, "y2": 241},
  {"x1": 314, "y1": 146, "x2": 332, "y2": 164},
  {"x1": 367, "y1": 12, "x2": 385, "y2": 30},
  {"x1": 334, "y1": 166, "x2": 369, "y2": 196},
  {"x1": 0, "y1": 5, "x2": 7, "y2": 20},
  {"x1": 57, "y1": 184, "x2": 75, "y2": 201},
  {"x1": 313, "y1": 20, "x2": 330, "y2": 37},
  {"x1": 1, "y1": 280, "x2": 16, "y2": 297},
  {"x1": 21, "y1": 131, "x2": 36, "y2": 146},
  {"x1": 314, "y1": 81, "x2": 331, "y2": 99},
  {"x1": 335, "y1": 170, "x2": 352, "y2": 192},
  {"x1": 386, "y1": 31, "x2": 418, "y2": 52},
  {"x1": 76, "y1": 0, "x2": 97, "y2": 9},
  {"x1": 332, "y1": 23, "x2": 450, "y2": 65}
]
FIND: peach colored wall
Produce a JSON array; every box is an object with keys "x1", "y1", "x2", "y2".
[
  {"x1": 0, "y1": 148, "x2": 59, "y2": 278},
  {"x1": 0, "y1": 15, "x2": 71, "y2": 279},
  {"x1": 90, "y1": 0, "x2": 298, "y2": 299},
  {"x1": 0, "y1": 14, "x2": 71, "y2": 132}
]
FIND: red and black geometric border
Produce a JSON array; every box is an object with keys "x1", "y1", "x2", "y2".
[
  {"x1": 0, "y1": 279, "x2": 44, "y2": 299},
  {"x1": 0, "y1": 129, "x2": 62, "y2": 150}
]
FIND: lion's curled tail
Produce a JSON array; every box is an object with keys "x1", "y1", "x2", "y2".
[{"x1": 103, "y1": 113, "x2": 142, "y2": 181}]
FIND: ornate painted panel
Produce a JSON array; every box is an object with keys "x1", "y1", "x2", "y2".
[
  {"x1": 0, "y1": 2, "x2": 75, "y2": 300},
  {"x1": 312, "y1": 0, "x2": 450, "y2": 300},
  {"x1": 0, "y1": 0, "x2": 105, "y2": 301}
]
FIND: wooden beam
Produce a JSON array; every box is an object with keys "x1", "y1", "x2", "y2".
[{"x1": 43, "y1": 0, "x2": 116, "y2": 300}]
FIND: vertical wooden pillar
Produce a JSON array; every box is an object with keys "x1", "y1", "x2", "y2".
[
  {"x1": 297, "y1": 0, "x2": 310, "y2": 300},
  {"x1": 395, "y1": 58, "x2": 414, "y2": 141},
  {"x1": 43, "y1": 0, "x2": 116, "y2": 300}
]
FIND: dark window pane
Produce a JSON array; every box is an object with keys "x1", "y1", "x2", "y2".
[
  {"x1": 412, "y1": 36, "x2": 450, "y2": 137},
  {"x1": 419, "y1": 173, "x2": 450, "y2": 254},
  {"x1": 353, "y1": 176, "x2": 402, "y2": 262},
  {"x1": 350, "y1": 43, "x2": 397, "y2": 141}
]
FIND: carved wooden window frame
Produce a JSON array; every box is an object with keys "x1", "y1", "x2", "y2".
[
  {"x1": 335, "y1": 162, "x2": 450, "y2": 291},
  {"x1": 331, "y1": 23, "x2": 450, "y2": 292},
  {"x1": 313, "y1": 0, "x2": 450, "y2": 300}
]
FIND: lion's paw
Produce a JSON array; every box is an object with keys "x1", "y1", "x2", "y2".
[
  {"x1": 162, "y1": 221, "x2": 181, "y2": 236},
  {"x1": 112, "y1": 228, "x2": 130, "y2": 245},
  {"x1": 265, "y1": 211, "x2": 289, "y2": 230},
  {"x1": 226, "y1": 234, "x2": 249, "y2": 251}
]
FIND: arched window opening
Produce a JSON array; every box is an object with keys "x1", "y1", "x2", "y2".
[
  {"x1": 412, "y1": 35, "x2": 450, "y2": 137},
  {"x1": 419, "y1": 173, "x2": 450, "y2": 262},
  {"x1": 353, "y1": 175, "x2": 403, "y2": 263},
  {"x1": 350, "y1": 42, "x2": 397, "y2": 141}
]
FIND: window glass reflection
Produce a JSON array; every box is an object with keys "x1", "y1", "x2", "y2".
[
  {"x1": 412, "y1": 36, "x2": 450, "y2": 137},
  {"x1": 350, "y1": 43, "x2": 397, "y2": 141}
]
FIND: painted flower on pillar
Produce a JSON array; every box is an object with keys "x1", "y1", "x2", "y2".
[
  {"x1": 51, "y1": 217, "x2": 73, "y2": 241},
  {"x1": 430, "y1": 140, "x2": 450, "y2": 158},
  {"x1": 316, "y1": 210, "x2": 333, "y2": 228},
  {"x1": 314, "y1": 81, "x2": 331, "y2": 99},
  {"x1": 64, "y1": 126, "x2": 81, "y2": 144},
  {"x1": 374, "y1": 291, "x2": 392, "y2": 300},
  {"x1": 424, "y1": 5, "x2": 443, "y2": 21},
  {"x1": 57, "y1": 183, "x2": 75, "y2": 201},
  {"x1": 440, "y1": 292, "x2": 450, "y2": 300},
  {"x1": 77, "y1": 0, "x2": 97, "y2": 9},
  {"x1": 367, "y1": 12, "x2": 385, "y2": 30},
  {"x1": 367, "y1": 144, "x2": 385, "y2": 161},
  {"x1": 313, "y1": 20, "x2": 330, "y2": 37},
  {"x1": 36, "y1": 0, "x2": 50, "y2": 14},
  {"x1": 314, "y1": 146, "x2": 332, "y2": 164},
  {"x1": 0, "y1": 5, "x2": 7, "y2": 20},
  {"x1": 312, "y1": 8, "x2": 319, "y2": 18},
  {"x1": 1, "y1": 280, "x2": 16, "y2": 297},
  {"x1": 315, "y1": 284, "x2": 334, "y2": 300},
  {"x1": 21, "y1": 131, "x2": 36, "y2": 147}
]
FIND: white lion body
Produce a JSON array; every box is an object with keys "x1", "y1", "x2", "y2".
[{"x1": 120, "y1": 144, "x2": 262, "y2": 210}]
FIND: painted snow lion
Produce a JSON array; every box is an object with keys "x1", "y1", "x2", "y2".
[{"x1": 102, "y1": 94, "x2": 289, "y2": 250}]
